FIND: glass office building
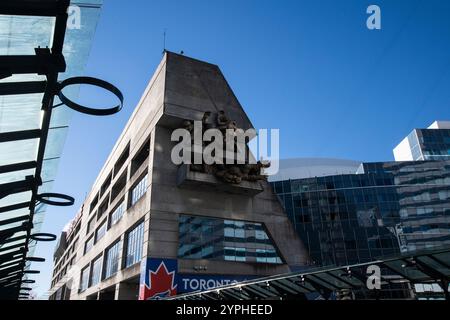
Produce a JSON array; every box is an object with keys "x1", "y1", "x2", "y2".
[
  {"x1": 271, "y1": 160, "x2": 450, "y2": 268},
  {"x1": 394, "y1": 121, "x2": 450, "y2": 161}
]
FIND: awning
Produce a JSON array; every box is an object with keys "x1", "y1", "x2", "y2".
[
  {"x1": 0, "y1": 0, "x2": 121, "y2": 300},
  {"x1": 169, "y1": 248, "x2": 450, "y2": 301}
]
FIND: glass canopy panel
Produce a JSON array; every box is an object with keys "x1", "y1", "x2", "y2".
[
  {"x1": 0, "y1": 168, "x2": 36, "y2": 185},
  {"x1": 416, "y1": 256, "x2": 450, "y2": 276},
  {"x1": 383, "y1": 260, "x2": 429, "y2": 281},
  {"x1": 0, "y1": 15, "x2": 55, "y2": 56},
  {"x1": 0, "y1": 1, "x2": 104, "y2": 293},
  {"x1": 327, "y1": 269, "x2": 365, "y2": 287},
  {"x1": 0, "y1": 94, "x2": 43, "y2": 132},
  {"x1": 432, "y1": 252, "x2": 450, "y2": 268},
  {"x1": 44, "y1": 127, "x2": 69, "y2": 160},
  {"x1": 277, "y1": 278, "x2": 311, "y2": 293},
  {"x1": 0, "y1": 139, "x2": 38, "y2": 167},
  {"x1": 0, "y1": 191, "x2": 32, "y2": 220},
  {"x1": 314, "y1": 272, "x2": 354, "y2": 289}
]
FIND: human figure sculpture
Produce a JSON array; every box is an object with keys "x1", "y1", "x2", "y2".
[
  {"x1": 181, "y1": 112, "x2": 269, "y2": 185},
  {"x1": 217, "y1": 110, "x2": 229, "y2": 131}
]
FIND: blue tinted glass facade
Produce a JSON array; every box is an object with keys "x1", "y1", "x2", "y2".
[
  {"x1": 271, "y1": 161, "x2": 450, "y2": 267},
  {"x1": 417, "y1": 129, "x2": 450, "y2": 160},
  {"x1": 178, "y1": 215, "x2": 283, "y2": 264}
]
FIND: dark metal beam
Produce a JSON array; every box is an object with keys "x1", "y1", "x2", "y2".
[
  {"x1": 1, "y1": 235, "x2": 27, "y2": 246},
  {"x1": 0, "y1": 259, "x2": 24, "y2": 271},
  {"x1": 0, "y1": 54, "x2": 65, "y2": 76},
  {"x1": 0, "y1": 177, "x2": 38, "y2": 200},
  {"x1": 0, "y1": 0, "x2": 70, "y2": 17},
  {"x1": 0, "y1": 202, "x2": 30, "y2": 214},
  {"x1": 0, "y1": 81, "x2": 46, "y2": 96},
  {"x1": 0, "y1": 242, "x2": 25, "y2": 254},
  {"x1": 0, "y1": 265, "x2": 23, "y2": 277},
  {"x1": 0, "y1": 129, "x2": 41, "y2": 143},
  {"x1": 0, "y1": 215, "x2": 30, "y2": 227},
  {"x1": 0, "y1": 250, "x2": 23, "y2": 265},
  {"x1": 0, "y1": 161, "x2": 37, "y2": 174}
]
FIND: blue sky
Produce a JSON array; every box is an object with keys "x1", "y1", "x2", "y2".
[{"x1": 32, "y1": 0, "x2": 450, "y2": 297}]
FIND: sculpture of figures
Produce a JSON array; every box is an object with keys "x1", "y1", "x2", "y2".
[
  {"x1": 202, "y1": 111, "x2": 213, "y2": 131},
  {"x1": 227, "y1": 121, "x2": 237, "y2": 131},
  {"x1": 181, "y1": 111, "x2": 269, "y2": 185},
  {"x1": 182, "y1": 119, "x2": 194, "y2": 133},
  {"x1": 217, "y1": 110, "x2": 229, "y2": 131}
]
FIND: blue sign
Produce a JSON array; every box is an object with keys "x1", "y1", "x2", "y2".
[{"x1": 139, "y1": 258, "x2": 258, "y2": 299}]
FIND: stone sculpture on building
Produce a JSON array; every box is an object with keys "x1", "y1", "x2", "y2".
[{"x1": 180, "y1": 110, "x2": 270, "y2": 184}]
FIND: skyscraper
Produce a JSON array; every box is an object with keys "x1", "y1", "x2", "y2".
[
  {"x1": 271, "y1": 160, "x2": 450, "y2": 267},
  {"x1": 394, "y1": 121, "x2": 450, "y2": 161}
]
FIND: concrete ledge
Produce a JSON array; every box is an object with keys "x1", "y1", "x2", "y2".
[{"x1": 176, "y1": 164, "x2": 264, "y2": 196}]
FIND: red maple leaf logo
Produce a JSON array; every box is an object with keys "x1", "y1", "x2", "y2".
[{"x1": 141, "y1": 262, "x2": 177, "y2": 300}]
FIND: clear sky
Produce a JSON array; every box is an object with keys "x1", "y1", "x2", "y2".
[{"x1": 32, "y1": 0, "x2": 450, "y2": 297}]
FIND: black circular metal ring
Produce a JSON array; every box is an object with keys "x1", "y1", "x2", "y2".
[
  {"x1": 20, "y1": 287, "x2": 32, "y2": 291},
  {"x1": 57, "y1": 76, "x2": 124, "y2": 116},
  {"x1": 22, "y1": 280, "x2": 35, "y2": 284},
  {"x1": 23, "y1": 270, "x2": 40, "y2": 275},
  {"x1": 30, "y1": 233, "x2": 57, "y2": 242},
  {"x1": 36, "y1": 193, "x2": 74, "y2": 207},
  {"x1": 25, "y1": 257, "x2": 46, "y2": 262}
]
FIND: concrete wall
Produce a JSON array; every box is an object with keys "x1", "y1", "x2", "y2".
[{"x1": 50, "y1": 52, "x2": 310, "y2": 300}]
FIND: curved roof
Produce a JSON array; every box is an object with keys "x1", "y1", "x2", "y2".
[{"x1": 268, "y1": 158, "x2": 362, "y2": 182}]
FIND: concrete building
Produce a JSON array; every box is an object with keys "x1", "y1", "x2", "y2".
[
  {"x1": 48, "y1": 52, "x2": 310, "y2": 300},
  {"x1": 393, "y1": 121, "x2": 450, "y2": 161}
]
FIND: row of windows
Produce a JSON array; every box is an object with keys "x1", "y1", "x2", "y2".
[
  {"x1": 89, "y1": 138, "x2": 150, "y2": 215},
  {"x1": 83, "y1": 174, "x2": 148, "y2": 256},
  {"x1": 79, "y1": 222, "x2": 145, "y2": 293},
  {"x1": 53, "y1": 139, "x2": 150, "y2": 290},
  {"x1": 178, "y1": 215, "x2": 283, "y2": 265}
]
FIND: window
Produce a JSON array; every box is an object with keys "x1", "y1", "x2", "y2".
[
  {"x1": 225, "y1": 247, "x2": 246, "y2": 262},
  {"x1": 105, "y1": 241, "x2": 121, "y2": 279},
  {"x1": 131, "y1": 174, "x2": 148, "y2": 206},
  {"x1": 84, "y1": 236, "x2": 94, "y2": 255},
  {"x1": 87, "y1": 216, "x2": 96, "y2": 235},
  {"x1": 95, "y1": 220, "x2": 107, "y2": 242},
  {"x1": 89, "y1": 193, "x2": 99, "y2": 213},
  {"x1": 97, "y1": 197, "x2": 109, "y2": 219},
  {"x1": 439, "y1": 190, "x2": 450, "y2": 200},
  {"x1": 114, "y1": 143, "x2": 130, "y2": 177},
  {"x1": 131, "y1": 138, "x2": 150, "y2": 177},
  {"x1": 125, "y1": 222, "x2": 145, "y2": 267},
  {"x1": 90, "y1": 256, "x2": 102, "y2": 287},
  {"x1": 110, "y1": 201, "x2": 125, "y2": 227},
  {"x1": 79, "y1": 266, "x2": 90, "y2": 292},
  {"x1": 111, "y1": 171, "x2": 127, "y2": 202},
  {"x1": 178, "y1": 215, "x2": 283, "y2": 264},
  {"x1": 100, "y1": 172, "x2": 112, "y2": 197},
  {"x1": 256, "y1": 249, "x2": 282, "y2": 264}
]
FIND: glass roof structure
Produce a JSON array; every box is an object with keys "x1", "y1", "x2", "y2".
[
  {"x1": 0, "y1": 0, "x2": 105, "y2": 300},
  {"x1": 169, "y1": 248, "x2": 450, "y2": 301}
]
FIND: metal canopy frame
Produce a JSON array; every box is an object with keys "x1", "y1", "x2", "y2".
[
  {"x1": 0, "y1": 0, "x2": 122, "y2": 300},
  {"x1": 169, "y1": 248, "x2": 450, "y2": 301},
  {"x1": 0, "y1": 0, "x2": 71, "y2": 300}
]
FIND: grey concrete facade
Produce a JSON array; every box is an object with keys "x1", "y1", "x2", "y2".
[{"x1": 49, "y1": 52, "x2": 310, "y2": 300}]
